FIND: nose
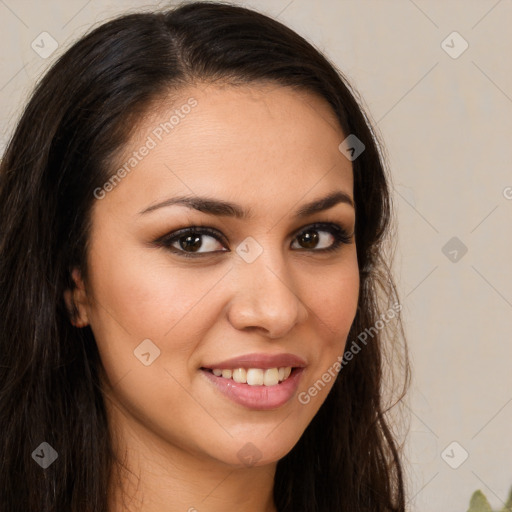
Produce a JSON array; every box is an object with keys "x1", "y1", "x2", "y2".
[{"x1": 226, "y1": 243, "x2": 309, "y2": 338}]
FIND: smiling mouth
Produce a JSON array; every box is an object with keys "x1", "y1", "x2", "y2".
[{"x1": 200, "y1": 367, "x2": 295, "y2": 386}]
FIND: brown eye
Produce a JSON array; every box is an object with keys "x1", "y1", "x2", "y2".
[
  {"x1": 155, "y1": 222, "x2": 352, "y2": 259},
  {"x1": 291, "y1": 223, "x2": 353, "y2": 252},
  {"x1": 157, "y1": 227, "x2": 227, "y2": 258},
  {"x1": 175, "y1": 233, "x2": 214, "y2": 253},
  {"x1": 296, "y1": 230, "x2": 320, "y2": 249}
]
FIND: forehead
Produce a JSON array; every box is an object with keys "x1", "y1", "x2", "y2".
[
  {"x1": 130, "y1": 81, "x2": 347, "y2": 161},
  {"x1": 98, "y1": 82, "x2": 354, "y2": 219}
]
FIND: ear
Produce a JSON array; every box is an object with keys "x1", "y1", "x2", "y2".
[{"x1": 63, "y1": 268, "x2": 90, "y2": 328}]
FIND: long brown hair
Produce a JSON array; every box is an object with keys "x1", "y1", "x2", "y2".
[{"x1": 0, "y1": 2, "x2": 410, "y2": 510}]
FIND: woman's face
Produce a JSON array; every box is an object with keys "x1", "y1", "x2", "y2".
[{"x1": 71, "y1": 82, "x2": 359, "y2": 468}]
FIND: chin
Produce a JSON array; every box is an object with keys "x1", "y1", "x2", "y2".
[{"x1": 213, "y1": 435, "x2": 301, "y2": 469}]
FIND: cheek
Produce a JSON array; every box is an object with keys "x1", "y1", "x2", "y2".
[
  {"x1": 84, "y1": 241, "x2": 226, "y2": 393},
  {"x1": 303, "y1": 256, "x2": 360, "y2": 341},
  {"x1": 295, "y1": 260, "x2": 359, "y2": 410},
  {"x1": 86, "y1": 245, "x2": 224, "y2": 417},
  {"x1": 88, "y1": 240, "x2": 228, "y2": 340}
]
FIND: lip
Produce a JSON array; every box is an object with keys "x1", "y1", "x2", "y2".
[
  {"x1": 200, "y1": 366, "x2": 305, "y2": 410},
  {"x1": 201, "y1": 352, "x2": 307, "y2": 370}
]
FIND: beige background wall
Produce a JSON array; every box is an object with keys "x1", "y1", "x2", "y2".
[{"x1": 1, "y1": 1, "x2": 511, "y2": 510}]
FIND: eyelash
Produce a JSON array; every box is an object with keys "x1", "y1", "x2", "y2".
[{"x1": 155, "y1": 222, "x2": 353, "y2": 259}]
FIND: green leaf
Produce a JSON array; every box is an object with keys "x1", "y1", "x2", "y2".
[
  {"x1": 501, "y1": 486, "x2": 512, "y2": 512},
  {"x1": 468, "y1": 490, "x2": 493, "y2": 512}
]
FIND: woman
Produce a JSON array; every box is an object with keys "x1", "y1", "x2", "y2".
[{"x1": 0, "y1": 2, "x2": 410, "y2": 511}]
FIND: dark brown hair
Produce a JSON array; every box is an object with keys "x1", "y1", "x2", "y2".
[{"x1": 0, "y1": 2, "x2": 409, "y2": 510}]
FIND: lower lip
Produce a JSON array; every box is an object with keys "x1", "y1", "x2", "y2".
[{"x1": 200, "y1": 368, "x2": 304, "y2": 410}]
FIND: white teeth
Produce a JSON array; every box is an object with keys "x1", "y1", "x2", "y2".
[
  {"x1": 263, "y1": 368, "x2": 279, "y2": 386},
  {"x1": 232, "y1": 368, "x2": 247, "y2": 383},
  {"x1": 246, "y1": 368, "x2": 264, "y2": 386},
  {"x1": 209, "y1": 367, "x2": 293, "y2": 386},
  {"x1": 221, "y1": 369, "x2": 232, "y2": 379}
]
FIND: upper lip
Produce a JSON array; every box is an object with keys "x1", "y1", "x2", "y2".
[{"x1": 202, "y1": 352, "x2": 307, "y2": 370}]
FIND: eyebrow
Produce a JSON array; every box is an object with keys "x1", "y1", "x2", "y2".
[{"x1": 138, "y1": 190, "x2": 354, "y2": 219}]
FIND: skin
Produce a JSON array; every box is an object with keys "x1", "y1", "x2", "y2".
[{"x1": 65, "y1": 82, "x2": 360, "y2": 512}]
